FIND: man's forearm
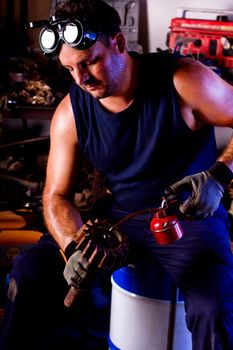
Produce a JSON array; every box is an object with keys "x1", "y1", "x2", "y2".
[{"x1": 43, "y1": 192, "x2": 84, "y2": 251}]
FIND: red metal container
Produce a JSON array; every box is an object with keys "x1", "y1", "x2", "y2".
[{"x1": 150, "y1": 208, "x2": 183, "y2": 245}]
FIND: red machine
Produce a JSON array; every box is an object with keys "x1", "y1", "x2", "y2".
[{"x1": 168, "y1": 8, "x2": 233, "y2": 68}]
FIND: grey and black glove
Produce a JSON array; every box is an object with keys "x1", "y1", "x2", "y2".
[
  {"x1": 165, "y1": 161, "x2": 233, "y2": 219},
  {"x1": 63, "y1": 241, "x2": 94, "y2": 308},
  {"x1": 63, "y1": 248, "x2": 90, "y2": 289}
]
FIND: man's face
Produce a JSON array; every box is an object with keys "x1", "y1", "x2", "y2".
[{"x1": 59, "y1": 37, "x2": 125, "y2": 99}]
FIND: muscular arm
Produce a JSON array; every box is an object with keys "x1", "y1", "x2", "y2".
[
  {"x1": 174, "y1": 57, "x2": 233, "y2": 171},
  {"x1": 42, "y1": 94, "x2": 84, "y2": 251}
]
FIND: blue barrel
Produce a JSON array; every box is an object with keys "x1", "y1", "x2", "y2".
[{"x1": 108, "y1": 264, "x2": 192, "y2": 350}]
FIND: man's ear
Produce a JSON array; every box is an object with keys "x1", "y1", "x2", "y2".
[{"x1": 114, "y1": 33, "x2": 126, "y2": 53}]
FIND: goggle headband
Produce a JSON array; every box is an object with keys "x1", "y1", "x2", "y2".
[{"x1": 28, "y1": 17, "x2": 99, "y2": 54}]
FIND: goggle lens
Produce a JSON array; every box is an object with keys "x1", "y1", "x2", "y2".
[
  {"x1": 63, "y1": 23, "x2": 81, "y2": 45},
  {"x1": 40, "y1": 28, "x2": 56, "y2": 50}
]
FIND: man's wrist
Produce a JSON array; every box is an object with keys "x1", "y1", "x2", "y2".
[
  {"x1": 64, "y1": 241, "x2": 77, "y2": 259},
  {"x1": 208, "y1": 161, "x2": 233, "y2": 188}
]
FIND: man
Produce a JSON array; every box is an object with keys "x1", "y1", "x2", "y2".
[{"x1": 1, "y1": 0, "x2": 233, "y2": 349}]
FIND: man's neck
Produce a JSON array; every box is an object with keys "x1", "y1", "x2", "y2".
[{"x1": 100, "y1": 54, "x2": 138, "y2": 113}]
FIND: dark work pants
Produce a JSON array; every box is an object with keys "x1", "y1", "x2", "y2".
[{"x1": 1, "y1": 202, "x2": 233, "y2": 350}]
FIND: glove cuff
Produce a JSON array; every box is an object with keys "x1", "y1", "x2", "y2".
[
  {"x1": 208, "y1": 161, "x2": 233, "y2": 188},
  {"x1": 64, "y1": 241, "x2": 77, "y2": 259}
]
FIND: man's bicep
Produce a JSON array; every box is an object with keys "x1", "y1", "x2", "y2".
[
  {"x1": 45, "y1": 140, "x2": 80, "y2": 197},
  {"x1": 174, "y1": 58, "x2": 233, "y2": 127},
  {"x1": 45, "y1": 102, "x2": 81, "y2": 198}
]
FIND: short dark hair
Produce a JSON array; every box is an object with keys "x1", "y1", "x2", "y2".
[{"x1": 54, "y1": 0, "x2": 121, "y2": 43}]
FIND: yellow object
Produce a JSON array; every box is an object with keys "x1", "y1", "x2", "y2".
[
  {"x1": 0, "y1": 230, "x2": 42, "y2": 245},
  {"x1": 0, "y1": 229, "x2": 43, "y2": 265},
  {"x1": 0, "y1": 211, "x2": 26, "y2": 229}
]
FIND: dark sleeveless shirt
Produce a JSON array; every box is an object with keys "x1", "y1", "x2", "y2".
[{"x1": 70, "y1": 52, "x2": 217, "y2": 211}]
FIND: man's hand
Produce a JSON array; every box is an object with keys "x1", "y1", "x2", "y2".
[
  {"x1": 63, "y1": 250, "x2": 90, "y2": 288},
  {"x1": 165, "y1": 162, "x2": 233, "y2": 220},
  {"x1": 165, "y1": 171, "x2": 224, "y2": 219}
]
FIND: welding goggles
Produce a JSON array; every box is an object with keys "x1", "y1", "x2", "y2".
[{"x1": 28, "y1": 17, "x2": 99, "y2": 54}]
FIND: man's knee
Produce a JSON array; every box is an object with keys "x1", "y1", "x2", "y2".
[
  {"x1": 185, "y1": 294, "x2": 219, "y2": 332},
  {"x1": 6, "y1": 241, "x2": 66, "y2": 305}
]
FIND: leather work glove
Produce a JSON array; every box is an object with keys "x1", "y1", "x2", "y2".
[
  {"x1": 63, "y1": 249, "x2": 90, "y2": 288},
  {"x1": 165, "y1": 161, "x2": 233, "y2": 219},
  {"x1": 63, "y1": 245, "x2": 94, "y2": 308}
]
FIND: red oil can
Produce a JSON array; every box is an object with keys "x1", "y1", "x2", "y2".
[{"x1": 150, "y1": 201, "x2": 183, "y2": 245}]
